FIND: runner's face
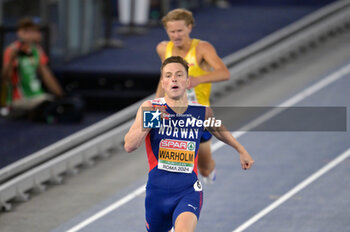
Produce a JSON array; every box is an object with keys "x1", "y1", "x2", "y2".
[
  {"x1": 162, "y1": 63, "x2": 189, "y2": 99},
  {"x1": 165, "y1": 20, "x2": 192, "y2": 47}
]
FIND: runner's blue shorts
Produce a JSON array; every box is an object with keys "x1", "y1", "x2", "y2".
[{"x1": 145, "y1": 182, "x2": 203, "y2": 232}]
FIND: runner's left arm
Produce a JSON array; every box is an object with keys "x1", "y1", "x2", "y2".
[
  {"x1": 124, "y1": 101, "x2": 152, "y2": 153},
  {"x1": 205, "y1": 107, "x2": 254, "y2": 170},
  {"x1": 188, "y1": 41, "x2": 230, "y2": 88},
  {"x1": 155, "y1": 41, "x2": 167, "y2": 98}
]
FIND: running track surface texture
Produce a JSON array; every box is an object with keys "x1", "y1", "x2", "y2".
[{"x1": 53, "y1": 63, "x2": 350, "y2": 232}]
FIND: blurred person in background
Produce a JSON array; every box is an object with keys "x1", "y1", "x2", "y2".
[
  {"x1": 118, "y1": 0, "x2": 151, "y2": 34},
  {"x1": 2, "y1": 18, "x2": 84, "y2": 123},
  {"x1": 208, "y1": 0, "x2": 231, "y2": 8},
  {"x1": 155, "y1": 9, "x2": 231, "y2": 184}
]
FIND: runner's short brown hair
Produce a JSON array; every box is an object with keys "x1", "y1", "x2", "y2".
[
  {"x1": 162, "y1": 9, "x2": 195, "y2": 28},
  {"x1": 161, "y1": 56, "x2": 189, "y2": 77}
]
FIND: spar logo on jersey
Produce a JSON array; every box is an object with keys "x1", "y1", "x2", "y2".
[
  {"x1": 143, "y1": 109, "x2": 161, "y2": 128},
  {"x1": 160, "y1": 139, "x2": 195, "y2": 151},
  {"x1": 187, "y1": 141, "x2": 195, "y2": 151}
]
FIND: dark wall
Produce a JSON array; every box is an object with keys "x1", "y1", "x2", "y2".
[
  {"x1": 228, "y1": 0, "x2": 337, "y2": 6},
  {"x1": 2, "y1": 0, "x2": 41, "y2": 25}
]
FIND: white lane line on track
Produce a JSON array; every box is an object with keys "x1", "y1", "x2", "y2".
[
  {"x1": 232, "y1": 148, "x2": 350, "y2": 232},
  {"x1": 67, "y1": 62, "x2": 350, "y2": 232},
  {"x1": 230, "y1": 63, "x2": 350, "y2": 232},
  {"x1": 212, "y1": 61, "x2": 350, "y2": 151},
  {"x1": 66, "y1": 184, "x2": 146, "y2": 232}
]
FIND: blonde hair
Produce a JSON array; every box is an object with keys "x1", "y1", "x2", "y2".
[{"x1": 162, "y1": 9, "x2": 195, "y2": 28}]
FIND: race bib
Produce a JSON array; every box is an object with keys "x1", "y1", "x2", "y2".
[
  {"x1": 186, "y1": 88, "x2": 197, "y2": 102},
  {"x1": 193, "y1": 180, "x2": 202, "y2": 191},
  {"x1": 158, "y1": 139, "x2": 196, "y2": 173}
]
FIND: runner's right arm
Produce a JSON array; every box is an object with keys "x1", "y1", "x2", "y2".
[
  {"x1": 155, "y1": 42, "x2": 167, "y2": 98},
  {"x1": 124, "y1": 101, "x2": 152, "y2": 153}
]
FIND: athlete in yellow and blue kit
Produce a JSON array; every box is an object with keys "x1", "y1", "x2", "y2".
[
  {"x1": 156, "y1": 9, "x2": 231, "y2": 183},
  {"x1": 125, "y1": 56, "x2": 254, "y2": 232}
]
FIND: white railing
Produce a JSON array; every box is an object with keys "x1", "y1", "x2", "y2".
[{"x1": 0, "y1": 121, "x2": 132, "y2": 211}]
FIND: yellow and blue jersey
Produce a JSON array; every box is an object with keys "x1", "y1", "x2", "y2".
[{"x1": 165, "y1": 39, "x2": 211, "y2": 106}]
